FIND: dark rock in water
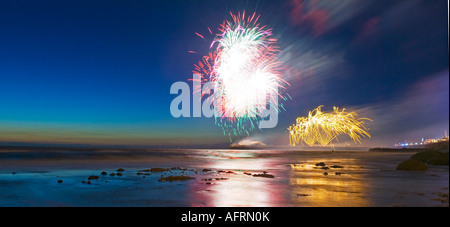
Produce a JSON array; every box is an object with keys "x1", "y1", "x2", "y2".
[
  {"x1": 323, "y1": 172, "x2": 328, "y2": 176},
  {"x1": 117, "y1": 172, "x2": 123, "y2": 176},
  {"x1": 335, "y1": 172, "x2": 343, "y2": 175},
  {"x1": 148, "y1": 168, "x2": 169, "y2": 173},
  {"x1": 137, "y1": 172, "x2": 151, "y2": 176},
  {"x1": 321, "y1": 166, "x2": 329, "y2": 170},
  {"x1": 315, "y1": 162, "x2": 326, "y2": 167},
  {"x1": 396, "y1": 159, "x2": 428, "y2": 171},
  {"x1": 297, "y1": 194, "x2": 311, "y2": 197},
  {"x1": 12, "y1": 172, "x2": 16, "y2": 175},
  {"x1": 109, "y1": 173, "x2": 116, "y2": 176},
  {"x1": 410, "y1": 150, "x2": 449, "y2": 166},
  {"x1": 57, "y1": 180, "x2": 63, "y2": 184},
  {"x1": 116, "y1": 168, "x2": 125, "y2": 172},
  {"x1": 330, "y1": 165, "x2": 344, "y2": 168},
  {"x1": 82, "y1": 180, "x2": 91, "y2": 184},
  {"x1": 215, "y1": 178, "x2": 229, "y2": 181},
  {"x1": 158, "y1": 175, "x2": 195, "y2": 182},
  {"x1": 244, "y1": 172, "x2": 252, "y2": 175},
  {"x1": 219, "y1": 170, "x2": 236, "y2": 174},
  {"x1": 252, "y1": 173, "x2": 275, "y2": 178},
  {"x1": 202, "y1": 169, "x2": 212, "y2": 172},
  {"x1": 101, "y1": 171, "x2": 107, "y2": 175},
  {"x1": 88, "y1": 175, "x2": 99, "y2": 180},
  {"x1": 290, "y1": 164, "x2": 302, "y2": 167},
  {"x1": 152, "y1": 168, "x2": 169, "y2": 172}
]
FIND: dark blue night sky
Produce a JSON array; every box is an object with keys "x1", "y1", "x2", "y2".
[{"x1": 0, "y1": 0, "x2": 448, "y2": 147}]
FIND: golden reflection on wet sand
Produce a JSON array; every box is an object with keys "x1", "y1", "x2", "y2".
[{"x1": 289, "y1": 158, "x2": 370, "y2": 207}]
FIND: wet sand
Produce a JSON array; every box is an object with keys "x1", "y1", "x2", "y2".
[{"x1": 0, "y1": 149, "x2": 448, "y2": 207}]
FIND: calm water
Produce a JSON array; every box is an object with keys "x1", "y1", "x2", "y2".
[{"x1": 0, "y1": 149, "x2": 448, "y2": 207}]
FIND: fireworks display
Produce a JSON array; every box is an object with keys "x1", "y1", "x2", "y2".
[
  {"x1": 193, "y1": 11, "x2": 288, "y2": 136},
  {"x1": 288, "y1": 106, "x2": 372, "y2": 147}
]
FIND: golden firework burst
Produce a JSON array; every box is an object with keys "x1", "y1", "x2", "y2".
[{"x1": 288, "y1": 106, "x2": 372, "y2": 147}]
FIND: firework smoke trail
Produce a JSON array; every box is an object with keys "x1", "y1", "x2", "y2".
[
  {"x1": 288, "y1": 106, "x2": 372, "y2": 147},
  {"x1": 193, "y1": 12, "x2": 288, "y2": 136}
]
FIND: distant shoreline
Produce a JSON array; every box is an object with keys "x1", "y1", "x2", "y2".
[
  {"x1": 370, "y1": 141, "x2": 449, "y2": 153},
  {"x1": 369, "y1": 147, "x2": 429, "y2": 152}
]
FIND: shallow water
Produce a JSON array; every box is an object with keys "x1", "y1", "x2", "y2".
[{"x1": 0, "y1": 149, "x2": 448, "y2": 207}]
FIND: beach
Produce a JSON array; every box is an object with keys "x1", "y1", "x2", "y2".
[{"x1": 0, "y1": 148, "x2": 448, "y2": 207}]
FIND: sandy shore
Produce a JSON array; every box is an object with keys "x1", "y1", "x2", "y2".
[{"x1": 0, "y1": 149, "x2": 448, "y2": 207}]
